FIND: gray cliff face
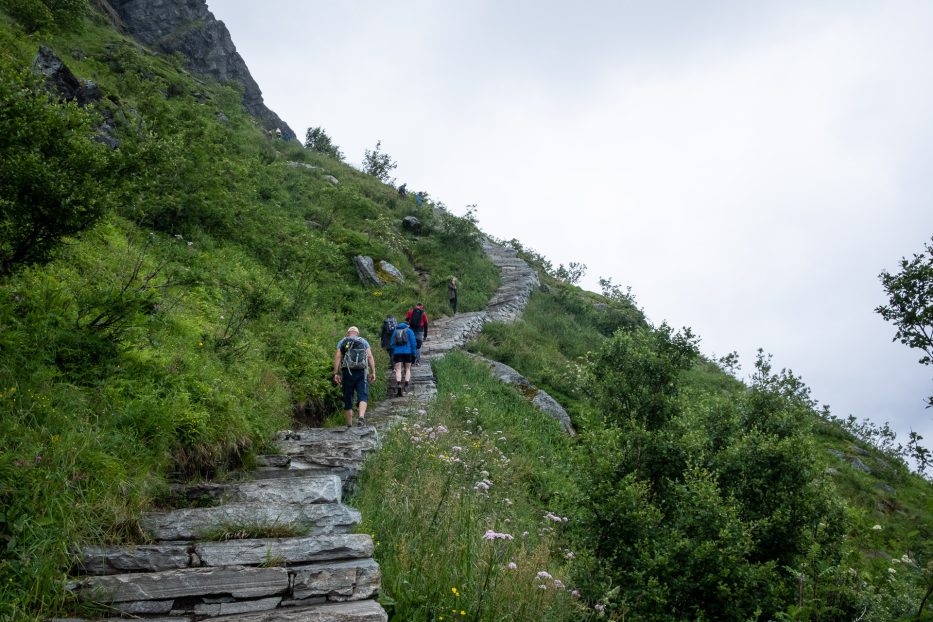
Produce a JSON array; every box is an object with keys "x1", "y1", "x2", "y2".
[{"x1": 107, "y1": 0, "x2": 296, "y2": 140}]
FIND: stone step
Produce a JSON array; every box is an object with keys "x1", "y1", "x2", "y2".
[
  {"x1": 275, "y1": 429, "x2": 379, "y2": 472},
  {"x1": 211, "y1": 599, "x2": 387, "y2": 621},
  {"x1": 72, "y1": 559, "x2": 380, "y2": 616},
  {"x1": 195, "y1": 534, "x2": 373, "y2": 567},
  {"x1": 177, "y1": 474, "x2": 343, "y2": 506},
  {"x1": 69, "y1": 559, "x2": 380, "y2": 619},
  {"x1": 75, "y1": 534, "x2": 373, "y2": 576},
  {"x1": 141, "y1": 502, "x2": 361, "y2": 541}
]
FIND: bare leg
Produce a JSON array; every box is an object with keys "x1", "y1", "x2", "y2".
[
  {"x1": 358, "y1": 401, "x2": 368, "y2": 420},
  {"x1": 343, "y1": 408, "x2": 353, "y2": 426},
  {"x1": 394, "y1": 361, "x2": 403, "y2": 384},
  {"x1": 404, "y1": 362, "x2": 412, "y2": 384}
]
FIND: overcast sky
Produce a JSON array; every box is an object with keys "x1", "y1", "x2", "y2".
[{"x1": 210, "y1": 1, "x2": 933, "y2": 442}]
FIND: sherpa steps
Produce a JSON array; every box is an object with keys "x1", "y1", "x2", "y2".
[{"x1": 68, "y1": 439, "x2": 384, "y2": 620}]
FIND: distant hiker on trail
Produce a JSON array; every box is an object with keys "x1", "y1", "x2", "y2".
[
  {"x1": 333, "y1": 326, "x2": 376, "y2": 427},
  {"x1": 405, "y1": 303, "x2": 429, "y2": 364},
  {"x1": 415, "y1": 192, "x2": 425, "y2": 208},
  {"x1": 379, "y1": 315, "x2": 397, "y2": 368},
  {"x1": 389, "y1": 320, "x2": 418, "y2": 397},
  {"x1": 398, "y1": 183, "x2": 408, "y2": 198},
  {"x1": 448, "y1": 275, "x2": 460, "y2": 315}
]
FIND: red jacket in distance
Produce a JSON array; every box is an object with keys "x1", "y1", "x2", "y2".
[{"x1": 405, "y1": 306, "x2": 429, "y2": 338}]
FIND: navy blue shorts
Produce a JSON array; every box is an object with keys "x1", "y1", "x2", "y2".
[
  {"x1": 393, "y1": 353, "x2": 414, "y2": 365},
  {"x1": 341, "y1": 370, "x2": 369, "y2": 409}
]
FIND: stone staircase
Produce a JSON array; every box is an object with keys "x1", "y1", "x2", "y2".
[{"x1": 60, "y1": 241, "x2": 539, "y2": 622}]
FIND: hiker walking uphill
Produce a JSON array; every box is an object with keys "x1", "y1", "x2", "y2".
[
  {"x1": 448, "y1": 275, "x2": 460, "y2": 315},
  {"x1": 389, "y1": 320, "x2": 418, "y2": 397},
  {"x1": 333, "y1": 326, "x2": 376, "y2": 426},
  {"x1": 379, "y1": 315, "x2": 397, "y2": 368},
  {"x1": 405, "y1": 303, "x2": 429, "y2": 364}
]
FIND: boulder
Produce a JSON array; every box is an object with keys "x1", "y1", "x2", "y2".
[
  {"x1": 195, "y1": 534, "x2": 373, "y2": 567},
  {"x1": 352, "y1": 256, "x2": 383, "y2": 288},
  {"x1": 32, "y1": 46, "x2": 103, "y2": 106},
  {"x1": 287, "y1": 161, "x2": 321, "y2": 172},
  {"x1": 377, "y1": 261, "x2": 404, "y2": 284},
  {"x1": 402, "y1": 216, "x2": 422, "y2": 233},
  {"x1": 324, "y1": 175, "x2": 340, "y2": 185}
]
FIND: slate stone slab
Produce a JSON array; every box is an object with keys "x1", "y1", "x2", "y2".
[
  {"x1": 290, "y1": 559, "x2": 380, "y2": 601},
  {"x1": 255, "y1": 455, "x2": 290, "y2": 468},
  {"x1": 74, "y1": 566, "x2": 288, "y2": 603},
  {"x1": 78, "y1": 543, "x2": 192, "y2": 575},
  {"x1": 194, "y1": 596, "x2": 282, "y2": 617},
  {"x1": 141, "y1": 503, "x2": 361, "y2": 541},
  {"x1": 196, "y1": 534, "x2": 373, "y2": 567},
  {"x1": 209, "y1": 599, "x2": 387, "y2": 621}
]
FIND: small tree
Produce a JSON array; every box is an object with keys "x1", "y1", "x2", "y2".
[
  {"x1": 876, "y1": 236, "x2": 933, "y2": 407},
  {"x1": 304, "y1": 126, "x2": 343, "y2": 160},
  {"x1": 362, "y1": 140, "x2": 397, "y2": 183},
  {"x1": 0, "y1": 60, "x2": 113, "y2": 276}
]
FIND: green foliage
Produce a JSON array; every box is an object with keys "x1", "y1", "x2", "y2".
[
  {"x1": 304, "y1": 125, "x2": 343, "y2": 160},
  {"x1": 1, "y1": 0, "x2": 85, "y2": 32},
  {"x1": 572, "y1": 340, "x2": 852, "y2": 620},
  {"x1": 352, "y1": 353, "x2": 583, "y2": 622},
  {"x1": 362, "y1": 139, "x2": 397, "y2": 183},
  {"x1": 877, "y1": 235, "x2": 933, "y2": 408},
  {"x1": 0, "y1": 57, "x2": 113, "y2": 275}
]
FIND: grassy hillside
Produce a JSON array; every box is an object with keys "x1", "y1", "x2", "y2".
[
  {"x1": 0, "y1": 6, "x2": 497, "y2": 618},
  {"x1": 1, "y1": 3, "x2": 931, "y2": 621}
]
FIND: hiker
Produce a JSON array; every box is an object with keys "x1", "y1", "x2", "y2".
[
  {"x1": 398, "y1": 183, "x2": 408, "y2": 198},
  {"x1": 389, "y1": 320, "x2": 418, "y2": 397},
  {"x1": 333, "y1": 326, "x2": 376, "y2": 427},
  {"x1": 405, "y1": 303, "x2": 429, "y2": 364},
  {"x1": 379, "y1": 314, "x2": 397, "y2": 368},
  {"x1": 415, "y1": 192, "x2": 424, "y2": 208},
  {"x1": 448, "y1": 275, "x2": 460, "y2": 315}
]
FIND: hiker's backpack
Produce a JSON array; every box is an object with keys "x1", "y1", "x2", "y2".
[
  {"x1": 341, "y1": 337, "x2": 368, "y2": 371},
  {"x1": 409, "y1": 307, "x2": 425, "y2": 329},
  {"x1": 393, "y1": 327, "x2": 409, "y2": 346},
  {"x1": 382, "y1": 316, "x2": 397, "y2": 347}
]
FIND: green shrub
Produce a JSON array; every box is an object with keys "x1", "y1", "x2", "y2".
[{"x1": 0, "y1": 57, "x2": 113, "y2": 276}]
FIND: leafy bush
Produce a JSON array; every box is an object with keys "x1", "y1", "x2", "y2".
[
  {"x1": 1, "y1": 0, "x2": 85, "y2": 31},
  {"x1": 362, "y1": 139, "x2": 397, "y2": 183},
  {"x1": 0, "y1": 58, "x2": 113, "y2": 275},
  {"x1": 304, "y1": 125, "x2": 343, "y2": 160}
]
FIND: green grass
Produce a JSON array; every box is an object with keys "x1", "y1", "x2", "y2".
[
  {"x1": 0, "y1": 7, "x2": 499, "y2": 619},
  {"x1": 351, "y1": 352, "x2": 586, "y2": 622}
]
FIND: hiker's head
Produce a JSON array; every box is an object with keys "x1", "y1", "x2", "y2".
[
  {"x1": 346, "y1": 326, "x2": 360, "y2": 336},
  {"x1": 416, "y1": 303, "x2": 424, "y2": 309}
]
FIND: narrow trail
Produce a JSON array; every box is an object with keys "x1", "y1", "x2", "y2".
[{"x1": 62, "y1": 242, "x2": 541, "y2": 622}]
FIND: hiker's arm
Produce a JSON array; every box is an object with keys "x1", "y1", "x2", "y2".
[
  {"x1": 367, "y1": 349, "x2": 376, "y2": 382},
  {"x1": 332, "y1": 349, "x2": 342, "y2": 384}
]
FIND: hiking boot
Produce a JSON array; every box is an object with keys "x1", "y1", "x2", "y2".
[
  {"x1": 356, "y1": 417, "x2": 365, "y2": 427},
  {"x1": 396, "y1": 387, "x2": 403, "y2": 398}
]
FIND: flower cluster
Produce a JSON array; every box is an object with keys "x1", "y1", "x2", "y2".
[
  {"x1": 544, "y1": 511, "x2": 569, "y2": 523},
  {"x1": 482, "y1": 529, "x2": 514, "y2": 541}
]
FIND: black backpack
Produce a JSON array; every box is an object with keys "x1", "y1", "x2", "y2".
[
  {"x1": 341, "y1": 337, "x2": 368, "y2": 371},
  {"x1": 393, "y1": 327, "x2": 409, "y2": 346},
  {"x1": 409, "y1": 307, "x2": 424, "y2": 329},
  {"x1": 381, "y1": 316, "x2": 397, "y2": 347}
]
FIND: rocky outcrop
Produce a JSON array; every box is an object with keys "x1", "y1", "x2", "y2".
[
  {"x1": 104, "y1": 0, "x2": 296, "y2": 139},
  {"x1": 469, "y1": 355, "x2": 575, "y2": 435}
]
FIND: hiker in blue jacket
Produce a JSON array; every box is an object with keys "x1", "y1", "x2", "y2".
[{"x1": 389, "y1": 321, "x2": 418, "y2": 397}]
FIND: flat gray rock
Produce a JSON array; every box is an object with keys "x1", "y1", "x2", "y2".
[
  {"x1": 74, "y1": 566, "x2": 289, "y2": 603},
  {"x1": 78, "y1": 544, "x2": 192, "y2": 575},
  {"x1": 141, "y1": 503, "x2": 361, "y2": 541},
  {"x1": 209, "y1": 474, "x2": 343, "y2": 505},
  {"x1": 209, "y1": 599, "x2": 387, "y2": 621},
  {"x1": 290, "y1": 559, "x2": 381, "y2": 601},
  {"x1": 194, "y1": 596, "x2": 282, "y2": 617},
  {"x1": 196, "y1": 534, "x2": 373, "y2": 566}
]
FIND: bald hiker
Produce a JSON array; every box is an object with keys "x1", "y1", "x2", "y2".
[{"x1": 333, "y1": 326, "x2": 376, "y2": 427}]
